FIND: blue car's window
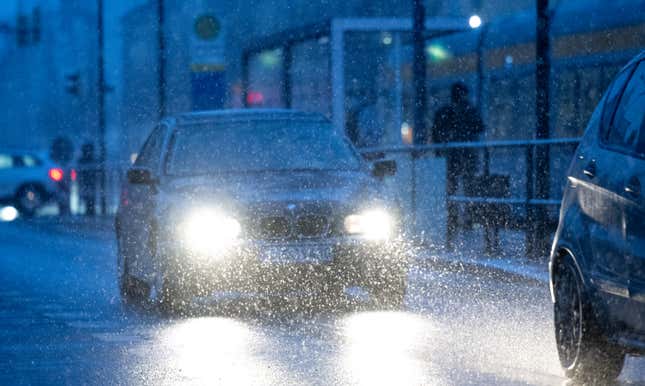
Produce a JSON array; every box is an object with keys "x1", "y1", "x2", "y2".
[
  {"x1": 612, "y1": 62, "x2": 645, "y2": 156},
  {"x1": 606, "y1": 62, "x2": 644, "y2": 153},
  {"x1": 166, "y1": 119, "x2": 361, "y2": 175},
  {"x1": 601, "y1": 64, "x2": 637, "y2": 146}
]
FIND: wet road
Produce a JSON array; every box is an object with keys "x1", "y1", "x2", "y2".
[{"x1": 1, "y1": 219, "x2": 643, "y2": 385}]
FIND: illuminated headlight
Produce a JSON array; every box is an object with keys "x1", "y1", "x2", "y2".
[
  {"x1": 179, "y1": 208, "x2": 241, "y2": 255},
  {"x1": 344, "y1": 209, "x2": 393, "y2": 241}
]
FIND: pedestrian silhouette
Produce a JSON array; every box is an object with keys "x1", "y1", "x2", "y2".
[
  {"x1": 431, "y1": 82, "x2": 484, "y2": 250},
  {"x1": 78, "y1": 143, "x2": 97, "y2": 216}
]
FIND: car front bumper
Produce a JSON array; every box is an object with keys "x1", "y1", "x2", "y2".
[{"x1": 158, "y1": 237, "x2": 408, "y2": 293}]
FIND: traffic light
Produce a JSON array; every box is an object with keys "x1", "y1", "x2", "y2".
[
  {"x1": 16, "y1": 13, "x2": 28, "y2": 46},
  {"x1": 31, "y1": 7, "x2": 40, "y2": 44},
  {"x1": 65, "y1": 72, "x2": 81, "y2": 96}
]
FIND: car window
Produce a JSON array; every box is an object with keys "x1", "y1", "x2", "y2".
[
  {"x1": 13, "y1": 155, "x2": 40, "y2": 168},
  {"x1": 614, "y1": 61, "x2": 645, "y2": 156},
  {"x1": 134, "y1": 126, "x2": 165, "y2": 171},
  {"x1": 165, "y1": 120, "x2": 361, "y2": 176},
  {"x1": 601, "y1": 65, "x2": 635, "y2": 143},
  {"x1": 0, "y1": 154, "x2": 13, "y2": 169},
  {"x1": 22, "y1": 155, "x2": 40, "y2": 167}
]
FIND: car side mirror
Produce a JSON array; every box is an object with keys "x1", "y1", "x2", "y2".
[
  {"x1": 372, "y1": 159, "x2": 397, "y2": 178},
  {"x1": 127, "y1": 168, "x2": 157, "y2": 185}
]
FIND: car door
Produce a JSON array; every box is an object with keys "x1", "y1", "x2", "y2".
[
  {"x1": 615, "y1": 60, "x2": 645, "y2": 331},
  {"x1": 0, "y1": 153, "x2": 16, "y2": 198},
  {"x1": 121, "y1": 125, "x2": 167, "y2": 279},
  {"x1": 573, "y1": 66, "x2": 635, "y2": 297}
]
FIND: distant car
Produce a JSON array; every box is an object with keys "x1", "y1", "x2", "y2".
[
  {"x1": 115, "y1": 109, "x2": 406, "y2": 312},
  {"x1": 550, "y1": 51, "x2": 645, "y2": 382},
  {"x1": 0, "y1": 150, "x2": 67, "y2": 216}
]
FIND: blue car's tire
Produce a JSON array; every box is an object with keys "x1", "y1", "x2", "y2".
[{"x1": 553, "y1": 259, "x2": 625, "y2": 382}]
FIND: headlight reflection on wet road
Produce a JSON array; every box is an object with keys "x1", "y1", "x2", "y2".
[
  {"x1": 143, "y1": 310, "x2": 443, "y2": 385},
  {"x1": 340, "y1": 311, "x2": 441, "y2": 385},
  {"x1": 158, "y1": 317, "x2": 287, "y2": 384}
]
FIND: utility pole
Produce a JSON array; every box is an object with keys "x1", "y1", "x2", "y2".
[
  {"x1": 412, "y1": 0, "x2": 427, "y2": 146},
  {"x1": 411, "y1": 0, "x2": 427, "y2": 237},
  {"x1": 532, "y1": 0, "x2": 551, "y2": 258},
  {"x1": 157, "y1": 0, "x2": 166, "y2": 119},
  {"x1": 97, "y1": 0, "x2": 107, "y2": 214},
  {"x1": 476, "y1": 25, "x2": 490, "y2": 175}
]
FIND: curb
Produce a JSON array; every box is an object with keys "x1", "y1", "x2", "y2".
[
  {"x1": 417, "y1": 250, "x2": 550, "y2": 285},
  {"x1": 15, "y1": 216, "x2": 115, "y2": 237}
]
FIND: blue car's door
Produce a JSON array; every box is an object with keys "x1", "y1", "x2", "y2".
[
  {"x1": 615, "y1": 60, "x2": 645, "y2": 331},
  {"x1": 578, "y1": 67, "x2": 635, "y2": 298}
]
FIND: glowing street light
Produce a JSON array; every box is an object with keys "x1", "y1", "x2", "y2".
[
  {"x1": 469, "y1": 14, "x2": 482, "y2": 29},
  {"x1": 0, "y1": 206, "x2": 18, "y2": 222}
]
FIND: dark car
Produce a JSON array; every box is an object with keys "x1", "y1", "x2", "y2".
[
  {"x1": 550, "y1": 52, "x2": 645, "y2": 382},
  {"x1": 115, "y1": 109, "x2": 406, "y2": 312}
]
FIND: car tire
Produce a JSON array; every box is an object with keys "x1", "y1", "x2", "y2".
[
  {"x1": 117, "y1": 236, "x2": 149, "y2": 306},
  {"x1": 158, "y1": 273, "x2": 192, "y2": 316},
  {"x1": 553, "y1": 258, "x2": 626, "y2": 382},
  {"x1": 119, "y1": 270, "x2": 149, "y2": 306},
  {"x1": 322, "y1": 280, "x2": 347, "y2": 309},
  {"x1": 369, "y1": 271, "x2": 407, "y2": 309},
  {"x1": 15, "y1": 184, "x2": 45, "y2": 217}
]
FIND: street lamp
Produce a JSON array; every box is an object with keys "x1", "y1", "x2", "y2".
[{"x1": 469, "y1": 14, "x2": 482, "y2": 29}]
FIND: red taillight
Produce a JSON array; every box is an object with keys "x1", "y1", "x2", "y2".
[
  {"x1": 70, "y1": 169, "x2": 77, "y2": 181},
  {"x1": 120, "y1": 188, "x2": 129, "y2": 206},
  {"x1": 49, "y1": 168, "x2": 64, "y2": 182}
]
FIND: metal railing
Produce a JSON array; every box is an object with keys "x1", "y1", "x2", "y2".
[{"x1": 359, "y1": 137, "x2": 581, "y2": 258}]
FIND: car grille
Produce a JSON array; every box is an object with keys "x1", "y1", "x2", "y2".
[
  {"x1": 258, "y1": 216, "x2": 291, "y2": 239},
  {"x1": 296, "y1": 215, "x2": 328, "y2": 237},
  {"x1": 253, "y1": 214, "x2": 332, "y2": 240}
]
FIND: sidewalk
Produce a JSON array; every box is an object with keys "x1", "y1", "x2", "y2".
[
  {"x1": 20, "y1": 214, "x2": 115, "y2": 238},
  {"x1": 416, "y1": 228, "x2": 550, "y2": 284}
]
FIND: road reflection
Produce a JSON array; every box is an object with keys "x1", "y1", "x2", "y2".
[
  {"x1": 156, "y1": 316, "x2": 289, "y2": 384},
  {"x1": 340, "y1": 311, "x2": 440, "y2": 385}
]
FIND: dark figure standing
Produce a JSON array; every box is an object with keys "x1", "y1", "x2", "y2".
[
  {"x1": 78, "y1": 143, "x2": 97, "y2": 216},
  {"x1": 431, "y1": 82, "x2": 484, "y2": 250}
]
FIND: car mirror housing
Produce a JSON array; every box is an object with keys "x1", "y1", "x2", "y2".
[
  {"x1": 127, "y1": 167, "x2": 157, "y2": 185},
  {"x1": 372, "y1": 159, "x2": 397, "y2": 178}
]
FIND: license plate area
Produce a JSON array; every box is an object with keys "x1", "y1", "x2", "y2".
[{"x1": 259, "y1": 244, "x2": 333, "y2": 264}]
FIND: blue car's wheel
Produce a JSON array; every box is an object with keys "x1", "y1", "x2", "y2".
[{"x1": 553, "y1": 258, "x2": 625, "y2": 382}]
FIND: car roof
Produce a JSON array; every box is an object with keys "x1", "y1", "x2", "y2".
[
  {"x1": 0, "y1": 149, "x2": 48, "y2": 157},
  {"x1": 628, "y1": 50, "x2": 645, "y2": 66},
  {"x1": 171, "y1": 109, "x2": 330, "y2": 126}
]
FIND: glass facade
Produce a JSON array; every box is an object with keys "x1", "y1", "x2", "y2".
[{"x1": 291, "y1": 38, "x2": 332, "y2": 117}]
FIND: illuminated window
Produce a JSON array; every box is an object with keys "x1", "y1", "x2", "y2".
[{"x1": 0, "y1": 154, "x2": 12, "y2": 169}]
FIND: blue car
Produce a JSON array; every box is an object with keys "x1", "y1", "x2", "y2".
[{"x1": 550, "y1": 51, "x2": 645, "y2": 382}]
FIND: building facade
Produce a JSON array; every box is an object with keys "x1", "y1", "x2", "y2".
[
  {"x1": 119, "y1": 0, "x2": 534, "y2": 159},
  {"x1": 0, "y1": 0, "x2": 99, "y2": 153}
]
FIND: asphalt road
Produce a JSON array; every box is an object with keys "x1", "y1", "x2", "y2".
[{"x1": 0, "y1": 218, "x2": 643, "y2": 385}]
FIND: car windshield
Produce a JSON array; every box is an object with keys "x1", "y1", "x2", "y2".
[{"x1": 165, "y1": 119, "x2": 361, "y2": 175}]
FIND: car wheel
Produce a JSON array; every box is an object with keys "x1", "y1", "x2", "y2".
[
  {"x1": 321, "y1": 279, "x2": 347, "y2": 309},
  {"x1": 158, "y1": 273, "x2": 192, "y2": 316},
  {"x1": 369, "y1": 272, "x2": 407, "y2": 309},
  {"x1": 117, "y1": 237, "x2": 149, "y2": 305},
  {"x1": 15, "y1": 184, "x2": 45, "y2": 217},
  {"x1": 554, "y1": 259, "x2": 625, "y2": 382}
]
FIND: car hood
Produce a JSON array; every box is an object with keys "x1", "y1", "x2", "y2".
[{"x1": 159, "y1": 169, "x2": 379, "y2": 209}]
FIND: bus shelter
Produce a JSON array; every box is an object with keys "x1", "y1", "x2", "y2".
[{"x1": 241, "y1": 17, "x2": 472, "y2": 148}]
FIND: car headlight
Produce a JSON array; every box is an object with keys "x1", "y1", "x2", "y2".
[
  {"x1": 344, "y1": 208, "x2": 393, "y2": 241},
  {"x1": 179, "y1": 208, "x2": 241, "y2": 255}
]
